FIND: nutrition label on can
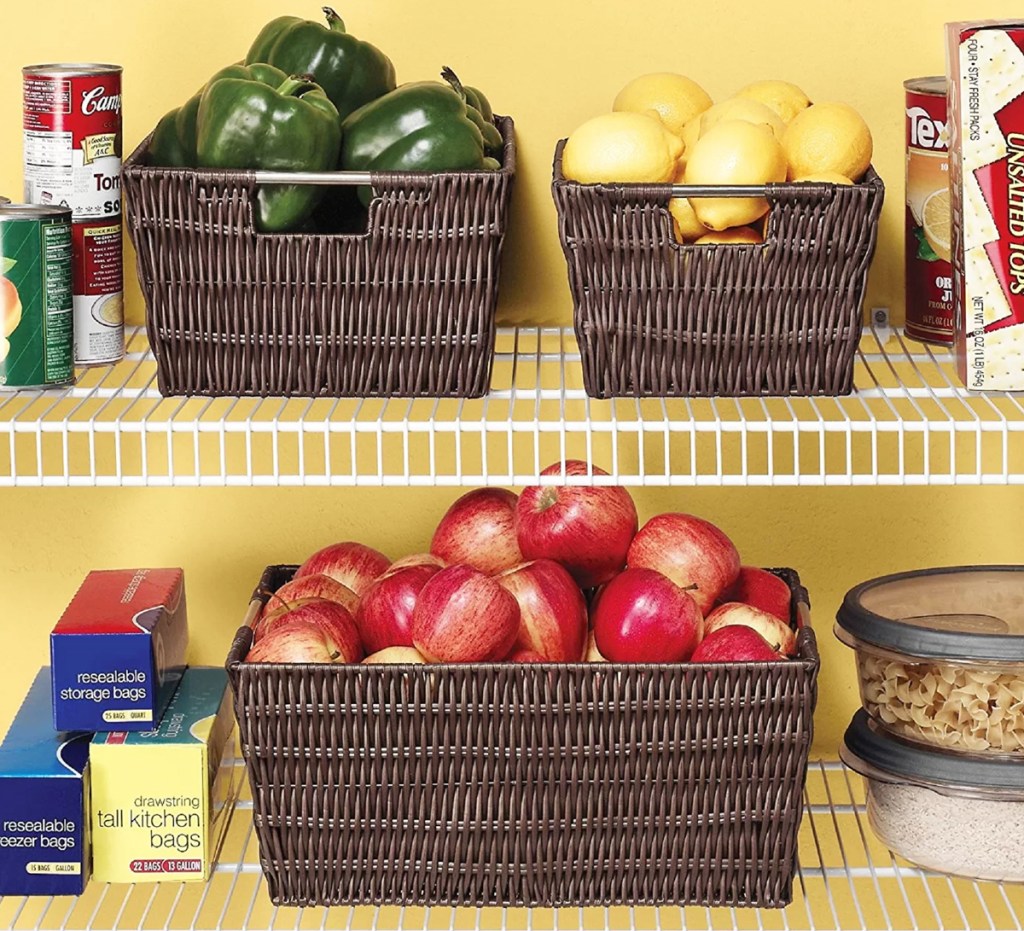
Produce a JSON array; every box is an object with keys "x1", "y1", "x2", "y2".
[{"x1": 43, "y1": 223, "x2": 73, "y2": 382}]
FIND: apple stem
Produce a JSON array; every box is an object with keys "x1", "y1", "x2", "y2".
[{"x1": 538, "y1": 488, "x2": 559, "y2": 511}]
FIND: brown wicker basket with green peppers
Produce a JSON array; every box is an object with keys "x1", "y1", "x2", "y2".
[{"x1": 146, "y1": 8, "x2": 504, "y2": 234}]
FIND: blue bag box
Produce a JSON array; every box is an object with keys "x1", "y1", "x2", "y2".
[
  {"x1": 0, "y1": 668, "x2": 90, "y2": 896},
  {"x1": 50, "y1": 568, "x2": 188, "y2": 733}
]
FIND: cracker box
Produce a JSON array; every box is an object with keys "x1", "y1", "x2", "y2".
[
  {"x1": 50, "y1": 568, "x2": 188, "y2": 732},
  {"x1": 89, "y1": 667, "x2": 238, "y2": 884},
  {"x1": 0, "y1": 668, "x2": 90, "y2": 896},
  {"x1": 947, "y1": 21, "x2": 1024, "y2": 390}
]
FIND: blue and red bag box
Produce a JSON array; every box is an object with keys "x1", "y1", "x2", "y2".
[
  {"x1": 0, "y1": 668, "x2": 90, "y2": 896},
  {"x1": 50, "y1": 569, "x2": 188, "y2": 733}
]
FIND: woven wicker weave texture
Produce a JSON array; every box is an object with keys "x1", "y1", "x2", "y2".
[
  {"x1": 122, "y1": 119, "x2": 515, "y2": 399},
  {"x1": 552, "y1": 142, "x2": 885, "y2": 399},
  {"x1": 227, "y1": 565, "x2": 819, "y2": 909}
]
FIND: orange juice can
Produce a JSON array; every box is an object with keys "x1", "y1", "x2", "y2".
[{"x1": 904, "y1": 77, "x2": 953, "y2": 345}]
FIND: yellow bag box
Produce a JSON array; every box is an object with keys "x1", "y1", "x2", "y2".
[{"x1": 90, "y1": 667, "x2": 238, "y2": 883}]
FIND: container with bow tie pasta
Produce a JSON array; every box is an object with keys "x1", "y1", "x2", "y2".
[{"x1": 835, "y1": 567, "x2": 1024, "y2": 756}]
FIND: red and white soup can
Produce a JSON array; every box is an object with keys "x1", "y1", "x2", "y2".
[{"x1": 23, "y1": 63, "x2": 124, "y2": 364}]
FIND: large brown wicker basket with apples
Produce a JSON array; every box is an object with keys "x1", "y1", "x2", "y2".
[{"x1": 226, "y1": 563, "x2": 819, "y2": 909}]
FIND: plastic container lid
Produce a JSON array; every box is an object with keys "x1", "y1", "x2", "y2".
[
  {"x1": 842, "y1": 710, "x2": 1024, "y2": 793},
  {"x1": 836, "y1": 566, "x2": 1024, "y2": 662}
]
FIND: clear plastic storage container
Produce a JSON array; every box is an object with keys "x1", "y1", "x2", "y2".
[
  {"x1": 835, "y1": 567, "x2": 1024, "y2": 755},
  {"x1": 842, "y1": 710, "x2": 1024, "y2": 882}
]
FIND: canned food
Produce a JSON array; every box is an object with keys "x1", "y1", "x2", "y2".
[
  {"x1": 23, "y1": 63, "x2": 123, "y2": 364},
  {"x1": 0, "y1": 204, "x2": 74, "y2": 390},
  {"x1": 904, "y1": 77, "x2": 953, "y2": 345},
  {"x1": 71, "y1": 219, "x2": 124, "y2": 363}
]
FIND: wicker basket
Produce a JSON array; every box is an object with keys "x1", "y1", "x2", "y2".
[
  {"x1": 121, "y1": 119, "x2": 515, "y2": 399},
  {"x1": 552, "y1": 141, "x2": 884, "y2": 398},
  {"x1": 226, "y1": 564, "x2": 819, "y2": 909}
]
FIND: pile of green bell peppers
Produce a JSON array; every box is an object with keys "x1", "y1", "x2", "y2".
[{"x1": 148, "y1": 7, "x2": 504, "y2": 233}]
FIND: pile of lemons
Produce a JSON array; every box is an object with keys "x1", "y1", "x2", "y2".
[{"x1": 561, "y1": 74, "x2": 873, "y2": 245}]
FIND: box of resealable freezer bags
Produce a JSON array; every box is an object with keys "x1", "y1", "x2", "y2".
[{"x1": 0, "y1": 668, "x2": 90, "y2": 896}]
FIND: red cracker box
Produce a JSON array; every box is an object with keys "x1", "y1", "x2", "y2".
[
  {"x1": 50, "y1": 569, "x2": 188, "y2": 733},
  {"x1": 947, "y1": 21, "x2": 1024, "y2": 390}
]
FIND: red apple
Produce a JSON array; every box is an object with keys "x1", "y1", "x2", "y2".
[
  {"x1": 245, "y1": 620, "x2": 338, "y2": 664},
  {"x1": 516, "y1": 461, "x2": 638, "y2": 588},
  {"x1": 690, "y1": 625, "x2": 783, "y2": 663},
  {"x1": 356, "y1": 562, "x2": 441, "y2": 653},
  {"x1": 584, "y1": 631, "x2": 606, "y2": 663},
  {"x1": 362, "y1": 646, "x2": 428, "y2": 665},
  {"x1": 295, "y1": 541, "x2": 390, "y2": 596},
  {"x1": 496, "y1": 559, "x2": 587, "y2": 662},
  {"x1": 721, "y1": 567, "x2": 791, "y2": 622},
  {"x1": 412, "y1": 565, "x2": 520, "y2": 663},
  {"x1": 430, "y1": 488, "x2": 523, "y2": 574},
  {"x1": 592, "y1": 568, "x2": 703, "y2": 663},
  {"x1": 508, "y1": 648, "x2": 547, "y2": 663},
  {"x1": 256, "y1": 599, "x2": 364, "y2": 663},
  {"x1": 627, "y1": 514, "x2": 740, "y2": 613},
  {"x1": 255, "y1": 574, "x2": 360, "y2": 640},
  {"x1": 704, "y1": 602, "x2": 796, "y2": 656},
  {"x1": 389, "y1": 553, "x2": 447, "y2": 571}
]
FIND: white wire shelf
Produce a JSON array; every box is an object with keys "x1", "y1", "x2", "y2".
[
  {"x1": 2, "y1": 760, "x2": 1019, "y2": 931},
  {"x1": 4, "y1": 325, "x2": 1024, "y2": 487}
]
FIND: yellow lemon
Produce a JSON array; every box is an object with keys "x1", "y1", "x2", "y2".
[
  {"x1": 695, "y1": 226, "x2": 764, "y2": 245},
  {"x1": 684, "y1": 120, "x2": 788, "y2": 230},
  {"x1": 922, "y1": 188, "x2": 952, "y2": 262},
  {"x1": 735, "y1": 80, "x2": 811, "y2": 124},
  {"x1": 669, "y1": 196, "x2": 709, "y2": 242},
  {"x1": 613, "y1": 73, "x2": 712, "y2": 138},
  {"x1": 792, "y1": 171, "x2": 854, "y2": 185},
  {"x1": 700, "y1": 97, "x2": 785, "y2": 140},
  {"x1": 679, "y1": 114, "x2": 703, "y2": 167},
  {"x1": 562, "y1": 111, "x2": 683, "y2": 184},
  {"x1": 782, "y1": 102, "x2": 873, "y2": 181}
]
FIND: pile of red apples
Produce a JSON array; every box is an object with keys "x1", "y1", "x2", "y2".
[{"x1": 246, "y1": 461, "x2": 799, "y2": 666}]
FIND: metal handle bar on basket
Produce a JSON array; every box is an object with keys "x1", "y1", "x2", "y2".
[{"x1": 252, "y1": 169, "x2": 507, "y2": 186}]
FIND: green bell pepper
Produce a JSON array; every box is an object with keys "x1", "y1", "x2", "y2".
[
  {"x1": 196, "y1": 72, "x2": 342, "y2": 233},
  {"x1": 463, "y1": 85, "x2": 493, "y2": 123},
  {"x1": 440, "y1": 68, "x2": 503, "y2": 158},
  {"x1": 340, "y1": 70, "x2": 499, "y2": 204},
  {"x1": 246, "y1": 7, "x2": 396, "y2": 121},
  {"x1": 149, "y1": 63, "x2": 288, "y2": 168}
]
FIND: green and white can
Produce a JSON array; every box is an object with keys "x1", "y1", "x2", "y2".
[{"x1": 0, "y1": 204, "x2": 74, "y2": 389}]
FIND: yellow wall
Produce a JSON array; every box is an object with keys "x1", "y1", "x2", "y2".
[{"x1": 1, "y1": 1, "x2": 1024, "y2": 758}]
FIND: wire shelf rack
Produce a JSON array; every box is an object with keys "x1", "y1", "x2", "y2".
[
  {"x1": 1, "y1": 761, "x2": 1018, "y2": 931},
  {"x1": 4, "y1": 325, "x2": 1024, "y2": 488}
]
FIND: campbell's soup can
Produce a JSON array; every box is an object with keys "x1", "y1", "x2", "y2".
[
  {"x1": 23, "y1": 63, "x2": 124, "y2": 364},
  {"x1": 0, "y1": 204, "x2": 74, "y2": 390},
  {"x1": 904, "y1": 77, "x2": 953, "y2": 345}
]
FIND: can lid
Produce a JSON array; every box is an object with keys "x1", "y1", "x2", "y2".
[
  {"x1": 904, "y1": 76, "x2": 946, "y2": 95},
  {"x1": 836, "y1": 566, "x2": 1024, "y2": 662},
  {"x1": 0, "y1": 204, "x2": 73, "y2": 220},
  {"x1": 842, "y1": 710, "x2": 1024, "y2": 792},
  {"x1": 23, "y1": 63, "x2": 122, "y2": 76}
]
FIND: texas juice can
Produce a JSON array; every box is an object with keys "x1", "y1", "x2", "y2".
[
  {"x1": 0, "y1": 204, "x2": 74, "y2": 390},
  {"x1": 904, "y1": 77, "x2": 953, "y2": 345},
  {"x1": 23, "y1": 63, "x2": 124, "y2": 364}
]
